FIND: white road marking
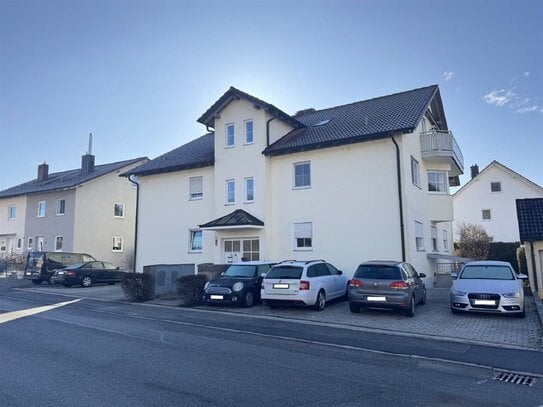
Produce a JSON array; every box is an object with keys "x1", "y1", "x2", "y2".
[{"x1": 0, "y1": 299, "x2": 81, "y2": 324}]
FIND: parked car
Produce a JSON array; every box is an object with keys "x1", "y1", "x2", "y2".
[
  {"x1": 55, "y1": 261, "x2": 127, "y2": 287},
  {"x1": 203, "y1": 261, "x2": 277, "y2": 307},
  {"x1": 24, "y1": 251, "x2": 96, "y2": 285},
  {"x1": 261, "y1": 260, "x2": 347, "y2": 311},
  {"x1": 348, "y1": 261, "x2": 426, "y2": 317},
  {"x1": 450, "y1": 260, "x2": 526, "y2": 318}
]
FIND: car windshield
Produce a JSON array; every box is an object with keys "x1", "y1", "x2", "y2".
[
  {"x1": 265, "y1": 266, "x2": 303, "y2": 280},
  {"x1": 66, "y1": 262, "x2": 86, "y2": 270},
  {"x1": 459, "y1": 265, "x2": 515, "y2": 280},
  {"x1": 223, "y1": 265, "x2": 257, "y2": 277},
  {"x1": 354, "y1": 265, "x2": 402, "y2": 280}
]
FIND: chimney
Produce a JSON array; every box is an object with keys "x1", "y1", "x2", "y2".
[
  {"x1": 81, "y1": 132, "x2": 95, "y2": 175},
  {"x1": 37, "y1": 162, "x2": 49, "y2": 182},
  {"x1": 470, "y1": 164, "x2": 479, "y2": 179},
  {"x1": 293, "y1": 108, "x2": 316, "y2": 117}
]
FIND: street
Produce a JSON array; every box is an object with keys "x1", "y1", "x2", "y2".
[{"x1": 1, "y1": 283, "x2": 542, "y2": 406}]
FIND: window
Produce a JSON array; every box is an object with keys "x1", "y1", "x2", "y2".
[
  {"x1": 226, "y1": 180, "x2": 235, "y2": 204},
  {"x1": 242, "y1": 239, "x2": 260, "y2": 261},
  {"x1": 56, "y1": 199, "x2": 66, "y2": 215},
  {"x1": 27, "y1": 237, "x2": 33, "y2": 250},
  {"x1": 491, "y1": 182, "x2": 501, "y2": 192},
  {"x1": 114, "y1": 203, "x2": 125, "y2": 218},
  {"x1": 294, "y1": 222, "x2": 313, "y2": 250},
  {"x1": 411, "y1": 157, "x2": 420, "y2": 187},
  {"x1": 226, "y1": 123, "x2": 235, "y2": 147},
  {"x1": 8, "y1": 205, "x2": 16, "y2": 220},
  {"x1": 55, "y1": 236, "x2": 63, "y2": 252},
  {"x1": 482, "y1": 209, "x2": 492, "y2": 220},
  {"x1": 443, "y1": 230, "x2": 449, "y2": 252},
  {"x1": 427, "y1": 170, "x2": 447, "y2": 192},
  {"x1": 112, "y1": 237, "x2": 123, "y2": 252},
  {"x1": 244, "y1": 177, "x2": 254, "y2": 202},
  {"x1": 189, "y1": 230, "x2": 202, "y2": 252},
  {"x1": 16, "y1": 238, "x2": 22, "y2": 250},
  {"x1": 38, "y1": 201, "x2": 46, "y2": 217},
  {"x1": 189, "y1": 176, "x2": 203, "y2": 200},
  {"x1": 294, "y1": 161, "x2": 311, "y2": 189},
  {"x1": 245, "y1": 120, "x2": 254, "y2": 144},
  {"x1": 415, "y1": 221, "x2": 424, "y2": 251},
  {"x1": 431, "y1": 226, "x2": 438, "y2": 251}
]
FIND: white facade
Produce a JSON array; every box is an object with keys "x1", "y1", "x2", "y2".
[
  {"x1": 0, "y1": 195, "x2": 27, "y2": 257},
  {"x1": 453, "y1": 161, "x2": 543, "y2": 242}
]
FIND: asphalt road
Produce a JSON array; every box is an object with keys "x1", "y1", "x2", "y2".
[{"x1": 1, "y1": 285, "x2": 542, "y2": 406}]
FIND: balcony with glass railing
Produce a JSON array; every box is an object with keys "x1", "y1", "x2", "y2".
[{"x1": 420, "y1": 130, "x2": 464, "y2": 176}]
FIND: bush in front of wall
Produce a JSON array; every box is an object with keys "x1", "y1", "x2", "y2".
[
  {"x1": 121, "y1": 272, "x2": 155, "y2": 302},
  {"x1": 177, "y1": 274, "x2": 207, "y2": 307},
  {"x1": 487, "y1": 242, "x2": 521, "y2": 273}
]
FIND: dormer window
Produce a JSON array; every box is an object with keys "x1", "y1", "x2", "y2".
[
  {"x1": 245, "y1": 120, "x2": 254, "y2": 144},
  {"x1": 226, "y1": 123, "x2": 235, "y2": 148}
]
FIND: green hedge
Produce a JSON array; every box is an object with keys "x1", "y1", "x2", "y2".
[
  {"x1": 121, "y1": 273, "x2": 155, "y2": 302},
  {"x1": 487, "y1": 242, "x2": 520, "y2": 273},
  {"x1": 177, "y1": 274, "x2": 207, "y2": 307}
]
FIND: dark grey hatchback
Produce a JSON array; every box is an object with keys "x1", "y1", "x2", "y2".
[{"x1": 348, "y1": 261, "x2": 426, "y2": 317}]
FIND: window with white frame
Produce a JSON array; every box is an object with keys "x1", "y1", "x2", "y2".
[
  {"x1": 114, "y1": 203, "x2": 125, "y2": 218},
  {"x1": 112, "y1": 237, "x2": 123, "y2": 252},
  {"x1": 491, "y1": 182, "x2": 501, "y2": 192},
  {"x1": 427, "y1": 170, "x2": 447, "y2": 192},
  {"x1": 245, "y1": 120, "x2": 254, "y2": 144},
  {"x1": 442, "y1": 229, "x2": 449, "y2": 251},
  {"x1": 244, "y1": 177, "x2": 254, "y2": 202},
  {"x1": 226, "y1": 180, "x2": 235, "y2": 204},
  {"x1": 56, "y1": 199, "x2": 66, "y2": 215},
  {"x1": 415, "y1": 221, "x2": 424, "y2": 251},
  {"x1": 411, "y1": 157, "x2": 420, "y2": 187},
  {"x1": 189, "y1": 229, "x2": 202, "y2": 252},
  {"x1": 189, "y1": 176, "x2": 203, "y2": 200},
  {"x1": 294, "y1": 222, "x2": 313, "y2": 250},
  {"x1": 38, "y1": 201, "x2": 46, "y2": 217},
  {"x1": 226, "y1": 123, "x2": 235, "y2": 147},
  {"x1": 16, "y1": 238, "x2": 23, "y2": 250},
  {"x1": 293, "y1": 161, "x2": 311, "y2": 189},
  {"x1": 482, "y1": 209, "x2": 492, "y2": 220},
  {"x1": 55, "y1": 236, "x2": 63, "y2": 252},
  {"x1": 8, "y1": 205, "x2": 16, "y2": 220},
  {"x1": 27, "y1": 237, "x2": 33, "y2": 250},
  {"x1": 431, "y1": 226, "x2": 438, "y2": 251}
]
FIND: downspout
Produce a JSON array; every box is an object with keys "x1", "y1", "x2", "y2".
[
  {"x1": 391, "y1": 136, "x2": 406, "y2": 262},
  {"x1": 129, "y1": 174, "x2": 140, "y2": 273},
  {"x1": 266, "y1": 115, "x2": 277, "y2": 147},
  {"x1": 530, "y1": 241, "x2": 539, "y2": 292}
]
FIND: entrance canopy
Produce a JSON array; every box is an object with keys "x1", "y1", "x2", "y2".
[{"x1": 199, "y1": 209, "x2": 264, "y2": 231}]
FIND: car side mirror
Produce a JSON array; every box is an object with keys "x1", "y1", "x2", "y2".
[
  {"x1": 517, "y1": 273, "x2": 528, "y2": 280},
  {"x1": 338, "y1": 270, "x2": 343, "y2": 275},
  {"x1": 419, "y1": 273, "x2": 426, "y2": 278},
  {"x1": 451, "y1": 272, "x2": 458, "y2": 279},
  {"x1": 220, "y1": 272, "x2": 224, "y2": 276},
  {"x1": 116, "y1": 267, "x2": 120, "y2": 270},
  {"x1": 260, "y1": 272, "x2": 267, "y2": 278}
]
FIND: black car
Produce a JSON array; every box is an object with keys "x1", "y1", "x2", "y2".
[
  {"x1": 24, "y1": 251, "x2": 96, "y2": 285},
  {"x1": 203, "y1": 261, "x2": 276, "y2": 307},
  {"x1": 56, "y1": 261, "x2": 127, "y2": 287}
]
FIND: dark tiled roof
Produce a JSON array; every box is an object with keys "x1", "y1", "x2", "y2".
[
  {"x1": 0, "y1": 157, "x2": 148, "y2": 199},
  {"x1": 197, "y1": 87, "x2": 305, "y2": 130},
  {"x1": 264, "y1": 85, "x2": 440, "y2": 156},
  {"x1": 516, "y1": 198, "x2": 543, "y2": 241},
  {"x1": 125, "y1": 133, "x2": 215, "y2": 177},
  {"x1": 200, "y1": 209, "x2": 264, "y2": 229}
]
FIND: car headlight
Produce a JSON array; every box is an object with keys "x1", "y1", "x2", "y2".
[
  {"x1": 232, "y1": 282, "x2": 244, "y2": 292},
  {"x1": 502, "y1": 291, "x2": 520, "y2": 298},
  {"x1": 204, "y1": 282, "x2": 210, "y2": 290},
  {"x1": 451, "y1": 289, "x2": 467, "y2": 296}
]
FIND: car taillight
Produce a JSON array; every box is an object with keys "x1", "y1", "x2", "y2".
[
  {"x1": 349, "y1": 279, "x2": 363, "y2": 287},
  {"x1": 390, "y1": 281, "x2": 409, "y2": 289},
  {"x1": 299, "y1": 280, "x2": 310, "y2": 290}
]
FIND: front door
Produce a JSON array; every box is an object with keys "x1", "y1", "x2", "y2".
[
  {"x1": 37, "y1": 237, "x2": 45, "y2": 251},
  {"x1": 223, "y1": 238, "x2": 260, "y2": 263}
]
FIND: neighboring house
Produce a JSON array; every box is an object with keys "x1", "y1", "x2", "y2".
[
  {"x1": 0, "y1": 153, "x2": 148, "y2": 268},
  {"x1": 126, "y1": 85, "x2": 465, "y2": 284},
  {"x1": 453, "y1": 161, "x2": 543, "y2": 242},
  {"x1": 516, "y1": 198, "x2": 543, "y2": 299}
]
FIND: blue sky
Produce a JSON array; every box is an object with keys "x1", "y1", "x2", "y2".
[{"x1": 0, "y1": 0, "x2": 542, "y2": 192}]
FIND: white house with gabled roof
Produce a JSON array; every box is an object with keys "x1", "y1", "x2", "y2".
[{"x1": 126, "y1": 85, "x2": 466, "y2": 283}]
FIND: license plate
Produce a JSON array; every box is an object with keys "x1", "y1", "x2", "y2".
[
  {"x1": 273, "y1": 283, "x2": 289, "y2": 289},
  {"x1": 474, "y1": 299, "x2": 495, "y2": 306},
  {"x1": 210, "y1": 295, "x2": 224, "y2": 300},
  {"x1": 367, "y1": 296, "x2": 386, "y2": 302}
]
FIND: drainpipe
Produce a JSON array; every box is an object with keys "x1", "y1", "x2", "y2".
[
  {"x1": 391, "y1": 136, "x2": 406, "y2": 262},
  {"x1": 530, "y1": 241, "x2": 539, "y2": 292},
  {"x1": 129, "y1": 174, "x2": 140, "y2": 273},
  {"x1": 266, "y1": 115, "x2": 277, "y2": 147}
]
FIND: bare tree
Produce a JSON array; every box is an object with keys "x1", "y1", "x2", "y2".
[{"x1": 455, "y1": 223, "x2": 490, "y2": 260}]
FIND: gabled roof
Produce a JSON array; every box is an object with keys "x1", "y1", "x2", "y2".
[
  {"x1": 454, "y1": 160, "x2": 543, "y2": 197},
  {"x1": 197, "y1": 87, "x2": 305, "y2": 130},
  {"x1": 0, "y1": 157, "x2": 147, "y2": 199},
  {"x1": 516, "y1": 198, "x2": 543, "y2": 241},
  {"x1": 264, "y1": 85, "x2": 440, "y2": 156},
  {"x1": 125, "y1": 133, "x2": 215, "y2": 177},
  {"x1": 199, "y1": 209, "x2": 264, "y2": 229}
]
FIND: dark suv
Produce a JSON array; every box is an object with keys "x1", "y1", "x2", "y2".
[
  {"x1": 203, "y1": 261, "x2": 276, "y2": 307},
  {"x1": 24, "y1": 252, "x2": 96, "y2": 285}
]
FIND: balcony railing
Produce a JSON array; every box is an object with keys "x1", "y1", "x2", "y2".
[{"x1": 420, "y1": 130, "x2": 464, "y2": 175}]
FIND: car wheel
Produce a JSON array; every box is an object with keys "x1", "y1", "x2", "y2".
[
  {"x1": 81, "y1": 276, "x2": 93, "y2": 288},
  {"x1": 313, "y1": 290, "x2": 326, "y2": 311},
  {"x1": 241, "y1": 290, "x2": 255, "y2": 308},
  {"x1": 31, "y1": 279, "x2": 42, "y2": 285},
  {"x1": 64, "y1": 282, "x2": 71, "y2": 288},
  {"x1": 418, "y1": 287, "x2": 427, "y2": 305},
  {"x1": 349, "y1": 302, "x2": 360, "y2": 313},
  {"x1": 404, "y1": 295, "x2": 415, "y2": 317},
  {"x1": 47, "y1": 275, "x2": 55, "y2": 285}
]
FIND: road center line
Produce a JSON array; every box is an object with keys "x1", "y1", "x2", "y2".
[{"x1": 0, "y1": 299, "x2": 81, "y2": 324}]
